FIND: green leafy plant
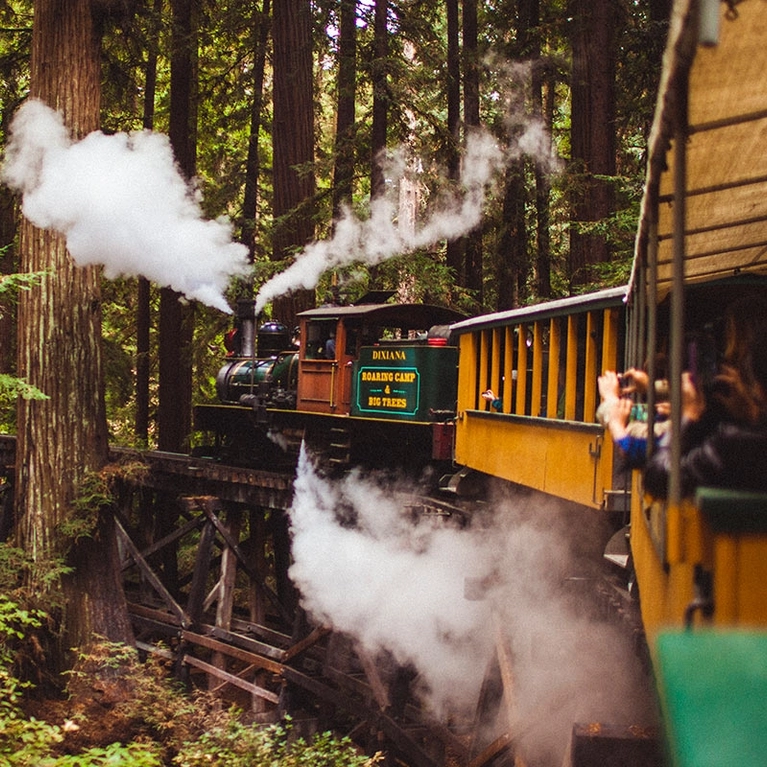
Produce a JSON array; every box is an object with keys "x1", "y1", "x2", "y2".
[
  {"x1": 39, "y1": 741, "x2": 163, "y2": 767},
  {"x1": 59, "y1": 459, "x2": 148, "y2": 545},
  {"x1": 174, "y1": 716, "x2": 382, "y2": 767}
]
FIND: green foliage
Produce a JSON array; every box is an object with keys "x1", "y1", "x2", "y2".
[
  {"x1": 39, "y1": 742, "x2": 163, "y2": 767},
  {"x1": 58, "y1": 471, "x2": 113, "y2": 544},
  {"x1": 0, "y1": 543, "x2": 72, "y2": 615},
  {"x1": 0, "y1": 373, "x2": 49, "y2": 404},
  {"x1": 0, "y1": 619, "x2": 381, "y2": 767},
  {"x1": 0, "y1": 595, "x2": 63, "y2": 766},
  {"x1": 0, "y1": 271, "x2": 46, "y2": 310},
  {"x1": 0, "y1": 271, "x2": 50, "y2": 409},
  {"x1": 59, "y1": 460, "x2": 147, "y2": 546},
  {"x1": 0, "y1": 594, "x2": 44, "y2": 675},
  {"x1": 174, "y1": 717, "x2": 382, "y2": 767}
]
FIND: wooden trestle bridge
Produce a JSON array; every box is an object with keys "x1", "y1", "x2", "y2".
[
  {"x1": 0, "y1": 435, "x2": 486, "y2": 767},
  {"x1": 0, "y1": 435, "x2": 659, "y2": 767}
]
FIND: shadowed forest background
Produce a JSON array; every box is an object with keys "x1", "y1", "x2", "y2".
[{"x1": 0, "y1": 1, "x2": 670, "y2": 764}]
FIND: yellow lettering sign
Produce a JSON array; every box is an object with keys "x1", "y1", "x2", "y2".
[
  {"x1": 361, "y1": 371, "x2": 395, "y2": 382},
  {"x1": 371, "y1": 349, "x2": 407, "y2": 361},
  {"x1": 382, "y1": 397, "x2": 407, "y2": 408}
]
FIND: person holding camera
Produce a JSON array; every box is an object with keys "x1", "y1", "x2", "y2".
[
  {"x1": 597, "y1": 367, "x2": 670, "y2": 469},
  {"x1": 643, "y1": 295, "x2": 767, "y2": 498}
]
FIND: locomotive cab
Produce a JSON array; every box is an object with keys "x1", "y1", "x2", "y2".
[{"x1": 295, "y1": 301, "x2": 465, "y2": 418}]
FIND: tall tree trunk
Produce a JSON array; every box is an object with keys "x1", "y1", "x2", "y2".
[
  {"x1": 332, "y1": 0, "x2": 357, "y2": 221},
  {"x1": 497, "y1": 166, "x2": 527, "y2": 311},
  {"x1": 370, "y1": 0, "x2": 388, "y2": 204},
  {"x1": 0, "y1": 187, "x2": 15, "y2": 381},
  {"x1": 16, "y1": 0, "x2": 133, "y2": 659},
  {"x1": 271, "y1": 0, "x2": 315, "y2": 328},
  {"x1": 240, "y1": 0, "x2": 271, "y2": 265},
  {"x1": 444, "y1": 0, "x2": 463, "y2": 285},
  {"x1": 462, "y1": 0, "x2": 483, "y2": 305},
  {"x1": 568, "y1": 0, "x2": 617, "y2": 287},
  {"x1": 366, "y1": 0, "x2": 388, "y2": 291},
  {"x1": 496, "y1": 0, "x2": 540, "y2": 310},
  {"x1": 519, "y1": 0, "x2": 552, "y2": 301},
  {"x1": 535, "y1": 76, "x2": 554, "y2": 299},
  {"x1": 136, "y1": 0, "x2": 162, "y2": 445},
  {"x1": 158, "y1": 0, "x2": 197, "y2": 453}
]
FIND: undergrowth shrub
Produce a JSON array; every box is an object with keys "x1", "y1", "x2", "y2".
[
  {"x1": 173, "y1": 718, "x2": 382, "y2": 767},
  {"x1": 0, "y1": 610, "x2": 382, "y2": 766}
]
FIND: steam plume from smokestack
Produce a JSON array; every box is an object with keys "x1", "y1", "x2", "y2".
[
  {"x1": 255, "y1": 115, "x2": 558, "y2": 314},
  {"x1": 288, "y1": 447, "x2": 658, "y2": 761},
  {"x1": 0, "y1": 99, "x2": 249, "y2": 313}
]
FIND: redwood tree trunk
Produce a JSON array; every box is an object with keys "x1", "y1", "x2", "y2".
[
  {"x1": 158, "y1": 0, "x2": 197, "y2": 453},
  {"x1": 370, "y1": 0, "x2": 388, "y2": 203},
  {"x1": 462, "y1": 0, "x2": 483, "y2": 305},
  {"x1": 444, "y1": 0, "x2": 463, "y2": 284},
  {"x1": 332, "y1": 0, "x2": 357, "y2": 221},
  {"x1": 271, "y1": 0, "x2": 315, "y2": 327},
  {"x1": 568, "y1": 0, "x2": 617, "y2": 287},
  {"x1": 16, "y1": 0, "x2": 133, "y2": 658},
  {"x1": 240, "y1": 0, "x2": 271, "y2": 263}
]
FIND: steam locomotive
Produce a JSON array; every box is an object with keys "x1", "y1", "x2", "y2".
[{"x1": 195, "y1": 295, "x2": 466, "y2": 476}]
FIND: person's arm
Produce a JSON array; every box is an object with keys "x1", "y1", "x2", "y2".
[{"x1": 481, "y1": 390, "x2": 503, "y2": 412}]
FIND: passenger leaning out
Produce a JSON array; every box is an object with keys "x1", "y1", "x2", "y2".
[
  {"x1": 644, "y1": 295, "x2": 767, "y2": 498},
  {"x1": 597, "y1": 366, "x2": 670, "y2": 469}
]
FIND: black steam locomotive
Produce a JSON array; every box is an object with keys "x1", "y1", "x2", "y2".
[{"x1": 195, "y1": 295, "x2": 466, "y2": 474}]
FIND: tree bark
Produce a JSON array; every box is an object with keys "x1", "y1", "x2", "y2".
[
  {"x1": 332, "y1": 0, "x2": 357, "y2": 221},
  {"x1": 497, "y1": 165, "x2": 527, "y2": 311},
  {"x1": 568, "y1": 0, "x2": 617, "y2": 287},
  {"x1": 240, "y1": 0, "x2": 271, "y2": 264},
  {"x1": 462, "y1": 0, "x2": 483, "y2": 305},
  {"x1": 16, "y1": 0, "x2": 133, "y2": 658},
  {"x1": 136, "y1": 0, "x2": 162, "y2": 445},
  {"x1": 158, "y1": 0, "x2": 197, "y2": 453},
  {"x1": 444, "y1": 0, "x2": 463, "y2": 285},
  {"x1": 271, "y1": 0, "x2": 315, "y2": 328},
  {"x1": 0, "y1": 187, "x2": 15, "y2": 380},
  {"x1": 370, "y1": 0, "x2": 389, "y2": 204}
]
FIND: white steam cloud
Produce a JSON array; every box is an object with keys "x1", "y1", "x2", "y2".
[
  {"x1": 255, "y1": 117, "x2": 558, "y2": 314},
  {"x1": 289, "y1": 448, "x2": 658, "y2": 763},
  {"x1": 289, "y1": 447, "x2": 495, "y2": 713},
  {"x1": 1, "y1": 99, "x2": 249, "y2": 313}
]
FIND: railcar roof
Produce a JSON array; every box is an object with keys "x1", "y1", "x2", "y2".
[
  {"x1": 450, "y1": 285, "x2": 628, "y2": 335},
  {"x1": 297, "y1": 302, "x2": 466, "y2": 328},
  {"x1": 632, "y1": 0, "x2": 767, "y2": 299}
]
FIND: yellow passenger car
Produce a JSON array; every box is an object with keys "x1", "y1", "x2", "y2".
[{"x1": 451, "y1": 286, "x2": 627, "y2": 510}]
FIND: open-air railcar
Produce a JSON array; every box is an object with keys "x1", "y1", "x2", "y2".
[
  {"x1": 625, "y1": 4, "x2": 767, "y2": 761},
  {"x1": 449, "y1": 285, "x2": 627, "y2": 511}
]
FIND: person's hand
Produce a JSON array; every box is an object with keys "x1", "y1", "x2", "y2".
[
  {"x1": 621, "y1": 368, "x2": 649, "y2": 395},
  {"x1": 681, "y1": 371, "x2": 706, "y2": 422},
  {"x1": 598, "y1": 370, "x2": 621, "y2": 402},
  {"x1": 481, "y1": 389, "x2": 497, "y2": 402},
  {"x1": 607, "y1": 397, "x2": 632, "y2": 440}
]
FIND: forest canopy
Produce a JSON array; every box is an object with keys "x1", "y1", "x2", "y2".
[{"x1": 0, "y1": 0, "x2": 670, "y2": 442}]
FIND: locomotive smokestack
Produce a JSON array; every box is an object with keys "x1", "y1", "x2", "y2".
[{"x1": 236, "y1": 298, "x2": 258, "y2": 357}]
